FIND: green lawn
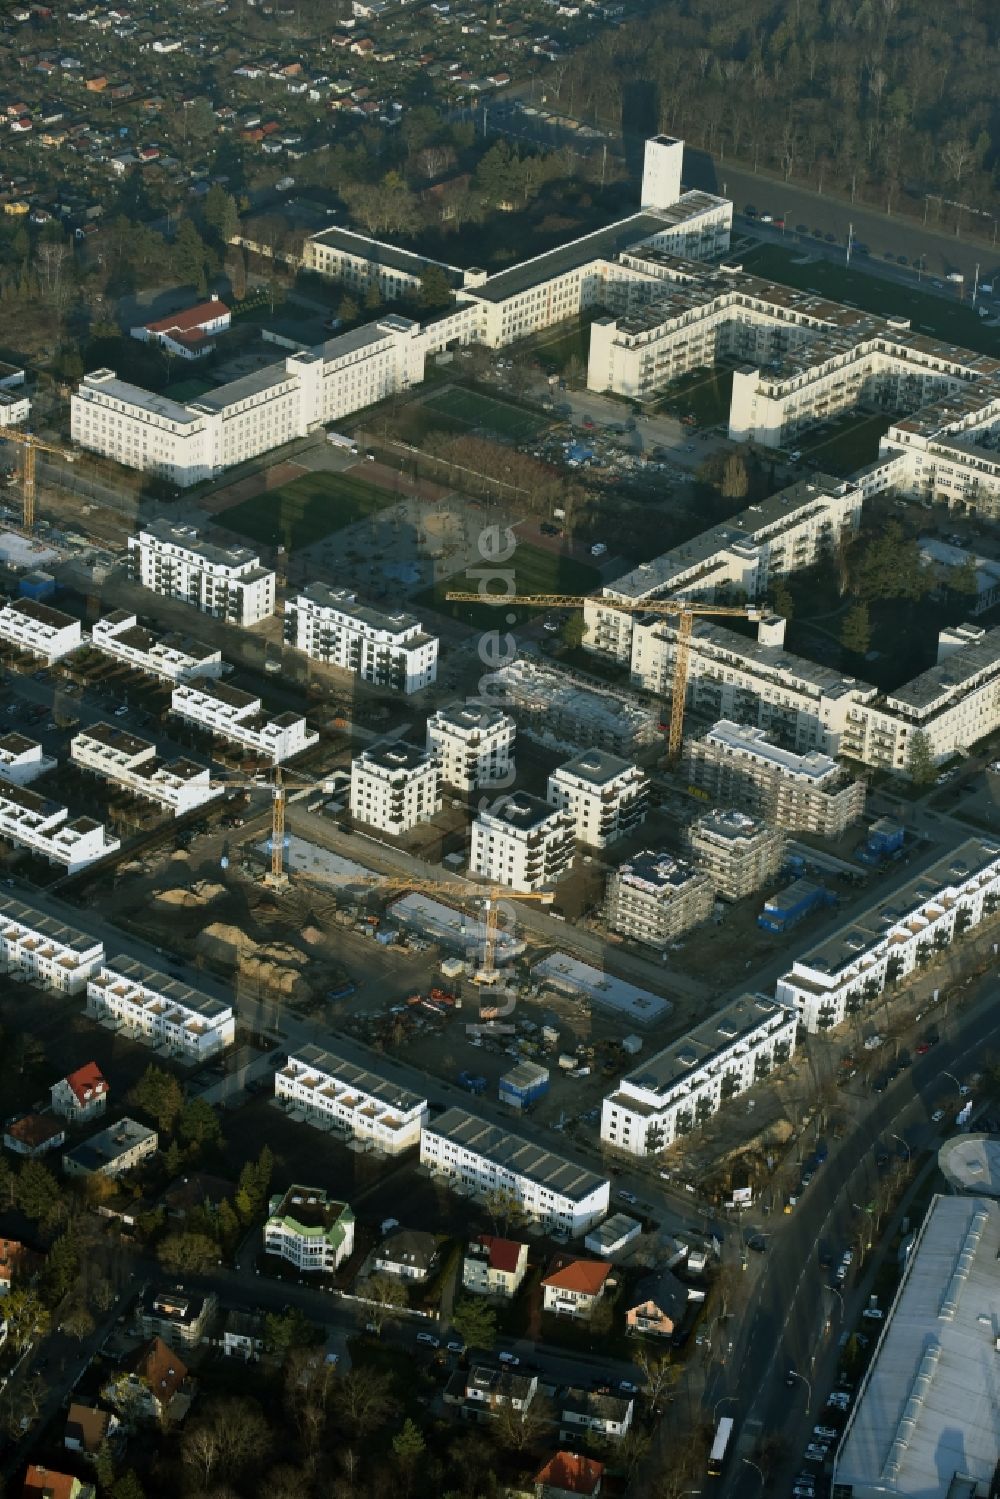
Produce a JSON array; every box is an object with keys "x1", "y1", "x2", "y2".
[
  {"x1": 655, "y1": 367, "x2": 734, "y2": 428},
  {"x1": 798, "y1": 413, "x2": 894, "y2": 475},
  {"x1": 420, "y1": 386, "x2": 547, "y2": 442},
  {"x1": 739, "y1": 244, "x2": 1000, "y2": 357},
  {"x1": 163, "y1": 376, "x2": 216, "y2": 402},
  {"x1": 419, "y1": 541, "x2": 601, "y2": 628},
  {"x1": 222, "y1": 470, "x2": 396, "y2": 551},
  {"x1": 529, "y1": 314, "x2": 598, "y2": 374}
]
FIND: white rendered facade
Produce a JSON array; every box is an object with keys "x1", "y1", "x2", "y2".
[
  {"x1": 170, "y1": 680, "x2": 318, "y2": 764},
  {"x1": 284, "y1": 583, "x2": 438, "y2": 693},
  {"x1": 601, "y1": 994, "x2": 798, "y2": 1156},
  {"x1": 776, "y1": 838, "x2": 1000, "y2": 1033},
  {"x1": 547, "y1": 749, "x2": 648, "y2": 848},
  {"x1": 605, "y1": 850, "x2": 714, "y2": 949},
  {"x1": 420, "y1": 1106, "x2": 610, "y2": 1235},
  {"x1": 0, "y1": 597, "x2": 82, "y2": 663},
  {"x1": 275, "y1": 1044, "x2": 428, "y2": 1154},
  {"x1": 0, "y1": 894, "x2": 104, "y2": 994},
  {"x1": 0, "y1": 734, "x2": 54, "y2": 786},
  {"x1": 0, "y1": 783, "x2": 119, "y2": 872},
  {"x1": 349, "y1": 742, "x2": 441, "y2": 836},
  {"x1": 91, "y1": 611, "x2": 223, "y2": 683},
  {"x1": 470, "y1": 792, "x2": 575, "y2": 892},
  {"x1": 86, "y1": 955, "x2": 235, "y2": 1058},
  {"x1": 129, "y1": 521, "x2": 275, "y2": 626},
  {"x1": 71, "y1": 723, "x2": 223, "y2": 818},
  {"x1": 263, "y1": 1187, "x2": 355, "y2": 1273},
  {"x1": 425, "y1": 701, "x2": 515, "y2": 793}
]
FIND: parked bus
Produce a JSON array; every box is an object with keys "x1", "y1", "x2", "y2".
[{"x1": 707, "y1": 1416, "x2": 734, "y2": 1476}]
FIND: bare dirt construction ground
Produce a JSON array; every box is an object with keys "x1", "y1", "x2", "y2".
[{"x1": 199, "y1": 459, "x2": 309, "y2": 515}]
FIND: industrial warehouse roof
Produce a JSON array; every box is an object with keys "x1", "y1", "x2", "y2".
[
  {"x1": 531, "y1": 951, "x2": 671, "y2": 1026},
  {"x1": 425, "y1": 1107, "x2": 608, "y2": 1203},
  {"x1": 833, "y1": 1195, "x2": 1000, "y2": 1499}
]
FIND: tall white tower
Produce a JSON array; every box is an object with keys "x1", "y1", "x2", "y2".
[{"x1": 641, "y1": 135, "x2": 684, "y2": 210}]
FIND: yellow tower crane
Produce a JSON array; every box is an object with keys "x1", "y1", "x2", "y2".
[
  {"x1": 0, "y1": 428, "x2": 76, "y2": 532},
  {"x1": 444, "y1": 590, "x2": 766, "y2": 761},
  {"x1": 209, "y1": 767, "x2": 334, "y2": 890}
]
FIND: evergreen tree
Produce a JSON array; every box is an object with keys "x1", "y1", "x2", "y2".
[
  {"x1": 840, "y1": 601, "x2": 871, "y2": 655},
  {"x1": 907, "y1": 729, "x2": 936, "y2": 785},
  {"x1": 364, "y1": 278, "x2": 383, "y2": 312},
  {"x1": 419, "y1": 264, "x2": 453, "y2": 311}
]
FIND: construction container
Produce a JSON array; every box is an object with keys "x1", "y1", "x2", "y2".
[
  {"x1": 757, "y1": 878, "x2": 831, "y2": 933},
  {"x1": 499, "y1": 1060, "x2": 550, "y2": 1111},
  {"x1": 557, "y1": 1053, "x2": 578, "y2": 1071}
]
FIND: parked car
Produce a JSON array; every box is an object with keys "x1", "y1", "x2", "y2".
[
  {"x1": 416, "y1": 1333, "x2": 440, "y2": 1348},
  {"x1": 931, "y1": 1108, "x2": 946, "y2": 1123},
  {"x1": 862, "y1": 1307, "x2": 885, "y2": 1321},
  {"x1": 498, "y1": 1351, "x2": 520, "y2": 1366},
  {"x1": 813, "y1": 1426, "x2": 839, "y2": 1441}
]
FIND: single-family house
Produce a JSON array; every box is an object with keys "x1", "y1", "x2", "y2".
[
  {"x1": 107, "y1": 1337, "x2": 191, "y2": 1424},
  {"x1": 3, "y1": 1113, "x2": 66, "y2": 1157},
  {"x1": 461, "y1": 1235, "x2": 529, "y2": 1299},
  {"x1": 0, "y1": 1238, "x2": 36, "y2": 1295},
  {"x1": 64, "y1": 1401, "x2": 120, "y2": 1460},
  {"x1": 534, "y1": 1452, "x2": 604, "y2": 1499},
  {"x1": 541, "y1": 1255, "x2": 613, "y2": 1321},
  {"x1": 22, "y1": 1467, "x2": 95, "y2": 1499},
  {"x1": 373, "y1": 1229, "x2": 438, "y2": 1282},
  {"x1": 50, "y1": 1062, "x2": 109, "y2": 1122},
  {"x1": 625, "y1": 1268, "x2": 694, "y2": 1339},
  {"x1": 560, "y1": 1387, "x2": 633, "y2": 1443}
]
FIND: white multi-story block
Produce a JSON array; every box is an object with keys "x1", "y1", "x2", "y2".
[
  {"x1": 170, "y1": 680, "x2": 318, "y2": 764},
  {"x1": 0, "y1": 784, "x2": 119, "y2": 873},
  {"x1": 349, "y1": 742, "x2": 441, "y2": 836},
  {"x1": 86, "y1": 955, "x2": 235, "y2": 1058},
  {"x1": 683, "y1": 720, "x2": 867, "y2": 836},
  {"x1": 419, "y1": 1106, "x2": 610, "y2": 1235},
  {"x1": 470, "y1": 793, "x2": 575, "y2": 892},
  {"x1": 547, "y1": 750, "x2": 647, "y2": 849},
  {"x1": 0, "y1": 597, "x2": 82, "y2": 663},
  {"x1": 601, "y1": 994, "x2": 798, "y2": 1156},
  {"x1": 275, "y1": 1044, "x2": 428, "y2": 1153},
  {"x1": 263, "y1": 1186, "x2": 355, "y2": 1274},
  {"x1": 91, "y1": 611, "x2": 223, "y2": 684},
  {"x1": 0, "y1": 733, "x2": 54, "y2": 786},
  {"x1": 0, "y1": 893, "x2": 104, "y2": 994},
  {"x1": 425, "y1": 701, "x2": 515, "y2": 794},
  {"x1": 776, "y1": 837, "x2": 1000, "y2": 1033},
  {"x1": 605, "y1": 850, "x2": 714, "y2": 949},
  {"x1": 71, "y1": 723, "x2": 223, "y2": 818},
  {"x1": 687, "y1": 809, "x2": 785, "y2": 902},
  {"x1": 129, "y1": 521, "x2": 275, "y2": 626},
  {"x1": 284, "y1": 583, "x2": 438, "y2": 694}
]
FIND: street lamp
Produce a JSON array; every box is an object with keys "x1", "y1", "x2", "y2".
[
  {"x1": 828, "y1": 1284, "x2": 845, "y2": 1319},
  {"x1": 741, "y1": 1458, "x2": 765, "y2": 1490},
  {"x1": 788, "y1": 1369, "x2": 812, "y2": 1411},
  {"x1": 891, "y1": 1132, "x2": 910, "y2": 1161},
  {"x1": 941, "y1": 1070, "x2": 962, "y2": 1093},
  {"x1": 714, "y1": 1393, "x2": 738, "y2": 1422}
]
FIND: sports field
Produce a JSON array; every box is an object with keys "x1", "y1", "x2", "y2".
[
  {"x1": 222, "y1": 470, "x2": 396, "y2": 550},
  {"x1": 420, "y1": 387, "x2": 547, "y2": 442},
  {"x1": 419, "y1": 541, "x2": 601, "y2": 629}
]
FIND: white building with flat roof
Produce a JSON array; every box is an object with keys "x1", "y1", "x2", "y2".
[
  {"x1": 688, "y1": 808, "x2": 785, "y2": 901},
  {"x1": 129, "y1": 521, "x2": 275, "y2": 626},
  {"x1": 170, "y1": 680, "x2": 318, "y2": 764},
  {"x1": 0, "y1": 597, "x2": 82, "y2": 663},
  {"x1": 0, "y1": 893, "x2": 104, "y2": 994},
  {"x1": 605, "y1": 850, "x2": 714, "y2": 950},
  {"x1": 71, "y1": 723, "x2": 222, "y2": 818},
  {"x1": 425, "y1": 701, "x2": 515, "y2": 794},
  {"x1": 547, "y1": 749, "x2": 647, "y2": 848},
  {"x1": 470, "y1": 792, "x2": 575, "y2": 892},
  {"x1": 683, "y1": 720, "x2": 867, "y2": 836},
  {"x1": 91, "y1": 611, "x2": 223, "y2": 684},
  {"x1": 420, "y1": 1106, "x2": 610, "y2": 1235},
  {"x1": 0, "y1": 783, "x2": 119, "y2": 873},
  {"x1": 601, "y1": 994, "x2": 798, "y2": 1156},
  {"x1": 284, "y1": 583, "x2": 438, "y2": 694},
  {"x1": 86, "y1": 955, "x2": 235, "y2": 1058},
  {"x1": 349, "y1": 742, "x2": 441, "y2": 836},
  {"x1": 832, "y1": 1194, "x2": 1000, "y2": 1499},
  {"x1": 0, "y1": 733, "x2": 54, "y2": 786},
  {"x1": 776, "y1": 837, "x2": 1000, "y2": 1033},
  {"x1": 263, "y1": 1186, "x2": 355, "y2": 1274},
  {"x1": 275, "y1": 1044, "x2": 428, "y2": 1154}
]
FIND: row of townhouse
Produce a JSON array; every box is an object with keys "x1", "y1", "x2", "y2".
[
  {"x1": 0, "y1": 892, "x2": 104, "y2": 994},
  {"x1": 600, "y1": 993, "x2": 798, "y2": 1157},
  {"x1": 169, "y1": 679, "x2": 318, "y2": 764},
  {"x1": 776, "y1": 836, "x2": 1000, "y2": 1032},
  {"x1": 0, "y1": 780, "x2": 119, "y2": 872},
  {"x1": 71, "y1": 315, "x2": 427, "y2": 488},
  {"x1": 91, "y1": 611, "x2": 224, "y2": 684},
  {"x1": 70, "y1": 722, "x2": 223, "y2": 818},
  {"x1": 275, "y1": 1043, "x2": 429, "y2": 1153},
  {"x1": 86, "y1": 955, "x2": 235, "y2": 1058}
]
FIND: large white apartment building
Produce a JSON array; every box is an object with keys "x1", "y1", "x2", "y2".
[
  {"x1": 470, "y1": 792, "x2": 575, "y2": 892},
  {"x1": 687, "y1": 808, "x2": 786, "y2": 902},
  {"x1": 0, "y1": 733, "x2": 54, "y2": 786},
  {"x1": 263, "y1": 1186, "x2": 355, "y2": 1274},
  {"x1": 420, "y1": 1106, "x2": 611, "y2": 1235},
  {"x1": 0, "y1": 783, "x2": 119, "y2": 873},
  {"x1": 349, "y1": 742, "x2": 441, "y2": 836},
  {"x1": 841, "y1": 623, "x2": 1000, "y2": 773},
  {"x1": 425, "y1": 701, "x2": 515, "y2": 794},
  {"x1": 170, "y1": 680, "x2": 318, "y2": 764},
  {"x1": 86, "y1": 955, "x2": 235, "y2": 1058},
  {"x1": 91, "y1": 611, "x2": 223, "y2": 684},
  {"x1": 547, "y1": 749, "x2": 648, "y2": 849},
  {"x1": 601, "y1": 994, "x2": 798, "y2": 1156},
  {"x1": 72, "y1": 316, "x2": 427, "y2": 487},
  {"x1": 0, "y1": 893, "x2": 104, "y2": 994},
  {"x1": 683, "y1": 720, "x2": 867, "y2": 835},
  {"x1": 284, "y1": 582, "x2": 438, "y2": 694},
  {"x1": 776, "y1": 837, "x2": 1000, "y2": 1033},
  {"x1": 605, "y1": 849, "x2": 714, "y2": 950},
  {"x1": 0, "y1": 598, "x2": 82, "y2": 663},
  {"x1": 275, "y1": 1044, "x2": 428, "y2": 1154},
  {"x1": 71, "y1": 723, "x2": 222, "y2": 818},
  {"x1": 128, "y1": 521, "x2": 275, "y2": 626}
]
